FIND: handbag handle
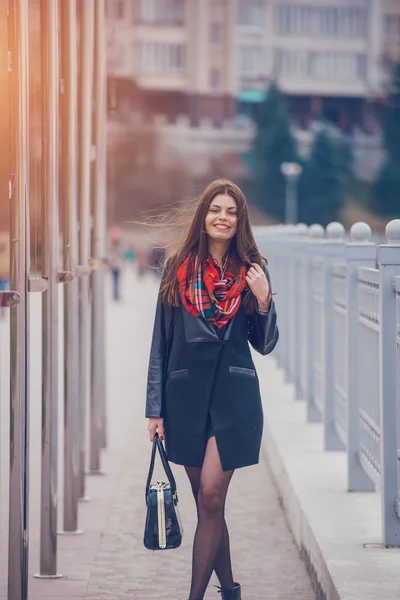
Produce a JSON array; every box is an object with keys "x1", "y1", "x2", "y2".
[{"x1": 145, "y1": 432, "x2": 178, "y2": 502}]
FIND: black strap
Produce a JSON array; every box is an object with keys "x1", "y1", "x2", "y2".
[
  {"x1": 145, "y1": 432, "x2": 178, "y2": 501},
  {"x1": 163, "y1": 304, "x2": 173, "y2": 380}
]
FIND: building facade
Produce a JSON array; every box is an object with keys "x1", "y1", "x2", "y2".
[
  {"x1": 107, "y1": 0, "x2": 400, "y2": 126},
  {"x1": 107, "y1": 0, "x2": 237, "y2": 121}
]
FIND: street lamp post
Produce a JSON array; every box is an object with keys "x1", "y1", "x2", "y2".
[{"x1": 281, "y1": 162, "x2": 303, "y2": 225}]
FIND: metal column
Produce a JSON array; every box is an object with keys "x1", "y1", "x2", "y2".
[
  {"x1": 90, "y1": 0, "x2": 107, "y2": 473},
  {"x1": 7, "y1": 0, "x2": 30, "y2": 598},
  {"x1": 34, "y1": 0, "x2": 62, "y2": 579},
  {"x1": 77, "y1": 0, "x2": 95, "y2": 499},
  {"x1": 59, "y1": 0, "x2": 83, "y2": 535}
]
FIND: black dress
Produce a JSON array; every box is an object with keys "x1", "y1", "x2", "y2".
[
  {"x1": 146, "y1": 262, "x2": 279, "y2": 471},
  {"x1": 205, "y1": 321, "x2": 229, "y2": 441}
]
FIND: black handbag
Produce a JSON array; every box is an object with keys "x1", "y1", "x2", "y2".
[{"x1": 143, "y1": 432, "x2": 183, "y2": 550}]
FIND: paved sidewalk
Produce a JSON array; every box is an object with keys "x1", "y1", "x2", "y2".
[{"x1": 0, "y1": 269, "x2": 315, "y2": 600}]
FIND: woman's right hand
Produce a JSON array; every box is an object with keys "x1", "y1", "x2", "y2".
[{"x1": 148, "y1": 417, "x2": 164, "y2": 442}]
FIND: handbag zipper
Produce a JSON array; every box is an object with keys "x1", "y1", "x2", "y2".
[{"x1": 157, "y1": 482, "x2": 167, "y2": 549}]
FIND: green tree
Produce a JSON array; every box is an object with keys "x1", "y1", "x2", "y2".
[
  {"x1": 298, "y1": 130, "x2": 344, "y2": 227},
  {"x1": 252, "y1": 81, "x2": 298, "y2": 221},
  {"x1": 336, "y1": 135, "x2": 354, "y2": 193},
  {"x1": 371, "y1": 62, "x2": 400, "y2": 217}
]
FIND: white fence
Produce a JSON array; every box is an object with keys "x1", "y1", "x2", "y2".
[{"x1": 255, "y1": 219, "x2": 400, "y2": 547}]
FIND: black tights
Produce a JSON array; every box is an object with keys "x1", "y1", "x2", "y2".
[{"x1": 184, "y1": 437, "x2": 235, "y2": 600}]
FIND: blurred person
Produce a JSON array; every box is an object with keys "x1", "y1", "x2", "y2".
[
  {"x1": 109, "y1": 224, "x2": 122, "y2": 242},
  {"x1": 0, "y1": 229, "x2": 10, "y2": 318},
  {"x1": 108, "y1": 238, "x2": 124, "y2": 301},
  {"x1": 124, "y1": 244, "x2": 135, "y2": 265},
  {"x1": 146, "y1": 179, "x2": 279, "y2": 600}
]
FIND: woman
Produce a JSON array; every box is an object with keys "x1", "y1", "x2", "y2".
[{"x1": 146, "y1": 179, "x2": 279, "y2": 600}]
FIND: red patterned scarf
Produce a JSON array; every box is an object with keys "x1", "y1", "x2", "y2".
[{"x1": 177, "y1": 253, "x2": 247, "y2": 328}]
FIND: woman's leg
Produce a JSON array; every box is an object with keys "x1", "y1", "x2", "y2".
[
  {"x1": 185, "y1": 465, "x2": 235, "y2": 590},
  {"x1": 186, "y1": 437, "x2": 235, "y2": 600}
]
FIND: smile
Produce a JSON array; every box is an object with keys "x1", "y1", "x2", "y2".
[{"x1": 214, "y1": 224, "x2": 229, "y2": 231}]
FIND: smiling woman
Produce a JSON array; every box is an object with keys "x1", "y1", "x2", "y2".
[
  {"x1": 145, "y1": 178, "x2": 279, "y2": 600},
  {"x1": 205, "y1": 194, "x2": 238, "y2": 244},
  {"x1": 159, "y1": 179, "x2": 271, "y2": 317}
]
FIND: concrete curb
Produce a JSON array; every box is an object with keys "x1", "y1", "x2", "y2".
[
  {"x1": 254, "y1": 355, "x2": 400, "y2": 600},
  {"x1": 261, "y1": 414, "x2": 340, "y2": 600}
]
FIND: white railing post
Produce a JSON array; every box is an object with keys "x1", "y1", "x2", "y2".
[
  {"x1": 287, "y1": 229, "x2": 297, "y2": 384},
  {"x1": 285, "y1": 225, "x2": 304, "y2": 385},
  {"x1": 264, "y1": 228, "x2": 282, "y2": 367},
  {"x1": 346, "y1": 222, "x2": 376, "y2": 491},
  {"x1": 321, "y1": 222, "x2": 346, "y2": 451},
  {"x1": 291, "y1": 224, "x2": 308, "y2": 399},
  {"x1": 305, "y1": 224, "x2": 324, "y2": 422},
  {"x1": 273, "y1": 228, "x2": 286, "y2": 369},
  {"x1": 377, "y1": 219, "x2": 400, "y2": 546},
  {"x1": 280, "y1": 227, "x2": 296, "y2": 380}
]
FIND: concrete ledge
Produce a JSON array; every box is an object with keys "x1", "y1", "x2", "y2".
[{"x1": 253, "y1": 355, "x2": 400, "y2": 600}]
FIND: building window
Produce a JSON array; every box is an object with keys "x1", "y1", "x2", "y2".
[
  {"x1": 385, "y1": 14, "x2": 400, "y2": 37},
  {"x1": 133, "y1": 0, "x2": 184, "y2": 25},
  {"x1": 138, "y1": 42, "x2": 186, "y2": 73},
  {"x1": 275, "y1": 5, "x2": 367, "y2": 37},
  {"x1": 307, "y1": 51, "x2": 366, "y2": 81},
  {"x1": 210, "y1": 68, "x2": 222, "y2": 91},
  {"x1": 210, "y1": 23, "x2": 222, "y2": 46},
  {"x1": 275, "y1": 48, "x2": 366, "y2": 81},
  {"x1": 238, "y1": 46, "x2": 263, "y2": 77},
  {"x1": 109, "y1": 42, "x2": 126, "y2": 69},
  {"x1": 238, "y1": 0, "x2": 264, "y2": 27},
  {"x1": 170, "y1": 44, "x2": 185, "y2": 70}
]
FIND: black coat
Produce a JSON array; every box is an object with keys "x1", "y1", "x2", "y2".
[{"x1": 145, "y1": 264, "x2": 279, "y2": 471}]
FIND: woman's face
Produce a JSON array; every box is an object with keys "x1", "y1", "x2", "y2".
[{"x1": 205, "y1": 194, "x2": 238, "y2": 242}]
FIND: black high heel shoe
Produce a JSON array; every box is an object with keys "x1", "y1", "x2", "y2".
[{"x1": 216, "y1": 582, "x2": 242, "y2": 599}]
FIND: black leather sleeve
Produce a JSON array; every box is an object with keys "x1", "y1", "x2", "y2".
[
  {"x1": 145, "y1": 292, "x2": 169, "y2": 418},
  {"x1": 247, "y1": 261, "x2": 279, "y2": 356}
]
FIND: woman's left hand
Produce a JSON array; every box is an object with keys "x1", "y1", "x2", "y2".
[{"x1": 246, "y1": 263, "x2": 271, "y2": 311}]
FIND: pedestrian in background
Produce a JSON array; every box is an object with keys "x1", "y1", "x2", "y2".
[
  {"x1": 124, "y1": 245, "x2": 135, "y2": 266},
  {"x1": 108, "y1": 237, "x2": 124, "y2": 301},
  {"x1": 0, "y1": 229, "x2": 10, "y2": 318},
  {"x1": 146, "y1": 179, "x2": 279, "y2": 600}
]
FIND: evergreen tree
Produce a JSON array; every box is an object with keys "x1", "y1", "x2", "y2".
[
  {"x1": 252, "y1": 81, "x2": 298, "y2": 221},
  {"x1": 372, "y1": 62, "x2": 400, "y2": 217},
  {"x1": 298, "y1": 130, "x2": 343, "y2": 227},
  {"x1": 335, "y1": 136, "x2": 354, "y2": 193}
]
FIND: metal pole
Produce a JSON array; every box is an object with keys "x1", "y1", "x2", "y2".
[
  {"x1": 34, "y1": 0, "x2": 62, "y2": 579},
  {"x1": 58, "y1": 0, "x2": 83, "y2": 535},
  {"x1": 7, "y1": 0, "x2": 30, "y2": 598},
  {"x1": 285, "y1": 177, "x2": 298, "y2": 225},
  {"x1": 284, "y1": 179, "x2": 290, "y2": 225},
  {"x1": 99, "y1": 0, "x2": 107, "y2": 452},
  {"x1": 77, "y1": 0, "x2": 94, "y2": 499},
  {"x1": 291, "y1": 178, "x2": 298, "y2": 225},
  {"x1": 90, "y1": 0, "x2": 107, "y2": 473}
]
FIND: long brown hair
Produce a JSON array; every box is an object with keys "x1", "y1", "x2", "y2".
[{"x1": 160, "y1": 179, "x2": 264, "y2": 315}]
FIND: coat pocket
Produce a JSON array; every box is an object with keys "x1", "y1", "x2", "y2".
[
  {"x1": 229, "y1": 366, "x2": 256, "y2": 378},
  {"x1": 167, "y1": 369, "x2": 189, "y2": 380}
]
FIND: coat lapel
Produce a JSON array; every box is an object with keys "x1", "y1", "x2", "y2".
[{"x1": 182, "y1": 307, "x2": 220, "y2": 342}]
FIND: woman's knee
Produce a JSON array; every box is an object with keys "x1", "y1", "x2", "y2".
[
  {"x1": 198, "y1": 485, "x2": 225, "y2": 516},
  {"x1": 184, "y1": 467, "x2": 201, "y2": 500}
]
